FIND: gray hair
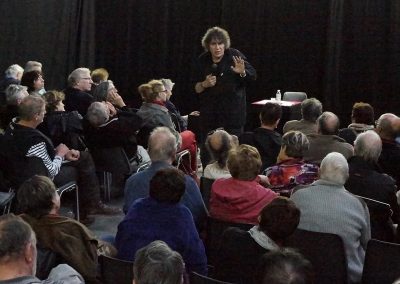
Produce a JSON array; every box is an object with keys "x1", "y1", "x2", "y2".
[
  {"x1": 24, "y1": 61, "x2": 42, "y2": 73},
  {"x1": 320, "y1": 152, "x2": 349, "y2": 185},
  {"x1": 281, "y1": 131, "x2": 310, "y2": 158},
  {"x1": 86, "y1": 102, "x2": 109, "y2": 127},
  {"x1": 18, "y1": 95, "x2": 45, "y2": 121},
  {"x1": 201, "y1": 26, "x2": 231, "y2": 51},
  {"x1": 205, "y1": 129, "x2": 234, "y2": 168},
  {"x1": 148, "y1": 127, "x2": 177, "y2": 162},
  {"x1": 134, "y1": 240, "x2": 184, "y2": 284},
  {"x1": 317, "y1": 111, "x2": 340, "y2": 135},
  {"x1": 67, "y1": 67, "x2": 90, "y2": 87},
  {"x1": 5, "y1": 64, "x2": 24, "y2": 79},
  {"x1": 5, "y1": 84, "x2": 28, "y2": 105},
  {"x1": 354, "y1": 130, "x2": 382, "y2": 163},
  {"x1": 161, "y1": 78, "x2": 175, "y2": 92},
  {"x1": 0, "y1": 214, "x2": 36, "y2": 262},
  {"x1": 301, "y1": 98, "x2": 322, "y2": 122}
]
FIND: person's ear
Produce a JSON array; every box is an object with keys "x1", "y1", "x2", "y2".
[{"x1": 24, "y1": 242, "x2": 35, "y2": 264}]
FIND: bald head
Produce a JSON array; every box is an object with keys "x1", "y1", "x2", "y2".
[
  {"x1": 376, "y1": 113, "x2": 400, "y2": 140},
  {"x1": 354, "y1": 130, "x2": 382, "y2": 163},
  {"x1": 317, "y1": 112, "x2": 340, "y2": 135},
  {"x1": 205, "y1": 130, "x2": 237, "y2": 168},
  {"x1": 148, "y1": 127, "x2": 177, "y2": 163}
]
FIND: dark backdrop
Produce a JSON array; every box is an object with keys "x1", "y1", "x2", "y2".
[{"x1": 1, "y1": 0, "x2": 399, "y2": 128}]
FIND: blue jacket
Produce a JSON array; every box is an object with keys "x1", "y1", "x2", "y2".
[
  {"x1": 116, "y1": 197, "x2": 207, "y2": 275},
  {"x1": 124, "y1": 161, "x2": 207, "y2": 228}
]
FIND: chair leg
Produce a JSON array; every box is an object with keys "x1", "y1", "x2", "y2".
[{"x1": 103, "y1": 172, "x2": 112, "y2": 202}]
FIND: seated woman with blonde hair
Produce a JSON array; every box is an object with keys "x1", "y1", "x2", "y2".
[
  {"x1": 137, "y1": 79, "x2": 198, "y2": 176},
  {"x1": 210, "y1": 144, "x2": 278, "y2": 224}
]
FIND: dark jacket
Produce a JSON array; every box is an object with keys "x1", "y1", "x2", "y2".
[
  {"x1": 64, "y1": 87, "x2": 94, "y2": 116},
  {"x1": 83, "y1": 110, "x2": 143, "y2": 158},
  {"x1": 38, "y1": 111, "x2": 84, "y2": 150},
  {"x1": 346, "y1": 156, "x2": 400, "y2": 242},
  {"x1": 379, "y1": 138, "x2": 400, "y2": 189},
  {"x1": 194, "y1": 48, "x2": 256, "y2": 131},
  {"x1": 239, "y1": 127, "x2": 282, "y2": 170},
  {"x1": 214, "y1": 227, "x2": 269, "y2": 284}
]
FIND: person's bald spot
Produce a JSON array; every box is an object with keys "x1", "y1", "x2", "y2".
[
  {"x1": 209, "y1": 130, "x2": 226, "y2": 151},
  {"x1": 376, "y1": 113, "x2": 400, "y2": 139}
]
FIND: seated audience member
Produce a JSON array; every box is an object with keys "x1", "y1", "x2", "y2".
[
  {"x1": 0, "y1": 84, "x2": 29, "y2": 129},
  {"x1": 123, "y1": 127, "x2": 206, "y2": 227},
  {"x1": 64, "y1": 67, "x2": 94, "y2": 116},
  {"x1": 346, "y1": 130, "x2": 400, "y2": 242},
  {"x1": 4, "y1": 95, "x2": 121, "y2": 223},
  {"x1": 255, "y1": 248, "x2": 314, "y2": 284},
  {"x1": 339, "y1": 102, "x2": 375, "y2": 145},
  {"x1": 92, "y1": 80, "x2": 132, "y2": 112},
  {"x1": 38, "y1": 90, "x2": 85, "y2": 150},
  {"x1": 134, "y1": 241, "x2": 185, "y2": 284},
  {"x1": 376, "y1": 113, "x2": 400, "y2": 189},
  {"x1": 203, "y1": 129, "x2": 237, "y2": 179},
  {"x1": 0, "y1": 214, "x2": 84, "y2": 283},
  {"x1": 291, "y1": 152, "x2": 371, "y2": 283},
  {"x1": 214, "y1": 197, "x2": 300, "y2": 284},
  {"x1": 84, "y1": 101, "x2": 146, "y2": 160},
  {"x1": 116, "y1": 168, "x2": 207, "y2": 275},
  {"x1": 303, "y1": 111, "x2": 354, "y2": 164},
  {"x1": 161, "y1": 78, "x2": 200, "y2": 131},
  {"x1": 210, "y1": 144, "x2": 278, "y2": 224},
  {"x1": 0, "y1": 64, "x2": 24, "y2": 102},
  {"x1": 17, "y1": 175, "x2": 105, "y2": 283},
  {"x1": 20, "y1": 70, "x2": 45, "y2": 96},
  {"x1": 283, "y1": 98, "x2": 322, "y2": 135},
  {"x1": 264, "y1": 131, "x2": 319, "y2": 196},
  {"x1": 240, "y1": 102, "x2": 282, "y2": 169},
  {"x1": 91, "y1": 68, "x2": 109, "y2": 85},
  {"x1": 137, "y1": 79, "x2": 198, "y2": 175}
]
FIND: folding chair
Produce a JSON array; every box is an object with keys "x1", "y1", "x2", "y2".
[
  {"x1": 99, "y1": 254, "x2": 134, "y2": 284},
  {"x1": 190, "y1": 272, "x2": 233, "y2": 284}
]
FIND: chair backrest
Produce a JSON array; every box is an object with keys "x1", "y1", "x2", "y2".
[
  {"x1": 99, "y1": 254, "x2": 134, "y2": 284},
  {"x1": 190, "y1": 272, "x2": 233, "y2": 284},
  {"x1": 283, "y1": 92, "x2": 307, "y2": 102},
  {"x1": 284, "y1": 228, "x2": 348, "y2": 284},
  {"x1": 206, "y1": 216, "x2": 253, "y2": 265},
  {"x1": 200, "y1": 177, "x2": 215, "y2": 210},
  {"x1": 362, "y1": 239, "x2": 400, "y2": 284},
  {"x1": 36, "y1": 246, "x2": 63, "y2": 280},
  {"x1": 90, "y1": 147, "x2": 132, "y2": 175}
]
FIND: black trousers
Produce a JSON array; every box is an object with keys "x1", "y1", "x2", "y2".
[{"x1": 54, "y1": 151, "x2": 101, "y2": 212}]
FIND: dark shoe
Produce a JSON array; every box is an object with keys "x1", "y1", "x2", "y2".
[
  {"x1": 80, "y1": 215, "x2": 95, "y2": 226},
  {"x1": 89, "y1": 201, "x2": 122, "y2": 215}
]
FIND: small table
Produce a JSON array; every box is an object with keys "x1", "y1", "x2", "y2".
[{"x1": 251, "y1": 99, "x2": 301, "y2": 107}]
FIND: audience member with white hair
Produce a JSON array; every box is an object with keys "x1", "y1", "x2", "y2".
[
  {"x1": 133, "y1": 240, "x2": 185, "y2": 284},
  {"x1": 291, "y1": 152, "x2": 371, "y2": 283},
  {"x1": 345, "y1": 130, "x2": 400, "y2": 242},
  {"x1": 24, "y1": 60, "x2": 43, "y2": 73},
  {"x1": 64, "y1": 67, "x2": 94, "y2": 116},
  {"x1": 0, "y1": 84, "x2": 29, "y2": 129},
  {"x1": 0, "y1": 64, "x2": 24, "y2": 94}
]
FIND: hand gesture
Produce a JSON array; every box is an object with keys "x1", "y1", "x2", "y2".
[
  {"x1": 231, "y1": 56, "x2": 245, "y2": 75},
  {"x1": 202, "y1": 74, "x2": 217, "y2": 88},
  {"x1": 65, "y1": 149, "x2": 80, "y2": 161},
  {"x1": 105, "y1": 101, "x2": 117, "y2": 117},
  {"x1": 108, "y1": 92, "x2": 126, "y2": 108},
  {"x1": 55, "y1": 144, "x2": 69, "y2": 158}
]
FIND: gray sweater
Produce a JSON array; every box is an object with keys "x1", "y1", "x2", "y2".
[{"x1": 291, "y1": 180, "x2": 371, "y2": 283}]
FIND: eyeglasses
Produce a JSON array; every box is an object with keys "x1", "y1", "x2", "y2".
[
  {"x1": 207, "y1": 127, "x2": 224, "y2": 136},
  {"x1": 159, "y1": 90, "x2": 168, "y2": 93},
  {"x1": 80, "y1": 77, "x2": 92, "y2": 81}
]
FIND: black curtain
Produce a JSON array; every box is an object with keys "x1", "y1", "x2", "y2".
[
  {"x1": 1, "y1": 0, "x2": 400, "y2": 127},
  {"x1": 0, "y1": 0, "x2": 95, "y2": 90}
]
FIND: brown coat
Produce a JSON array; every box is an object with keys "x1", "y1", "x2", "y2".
[{"x1": 21, "y1": 214, "x2": 99, "y2": 283}]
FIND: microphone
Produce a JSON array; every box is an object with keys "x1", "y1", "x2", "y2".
[{"x1": 211, "y1": 63, "x2": 218, "y2": 76}]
